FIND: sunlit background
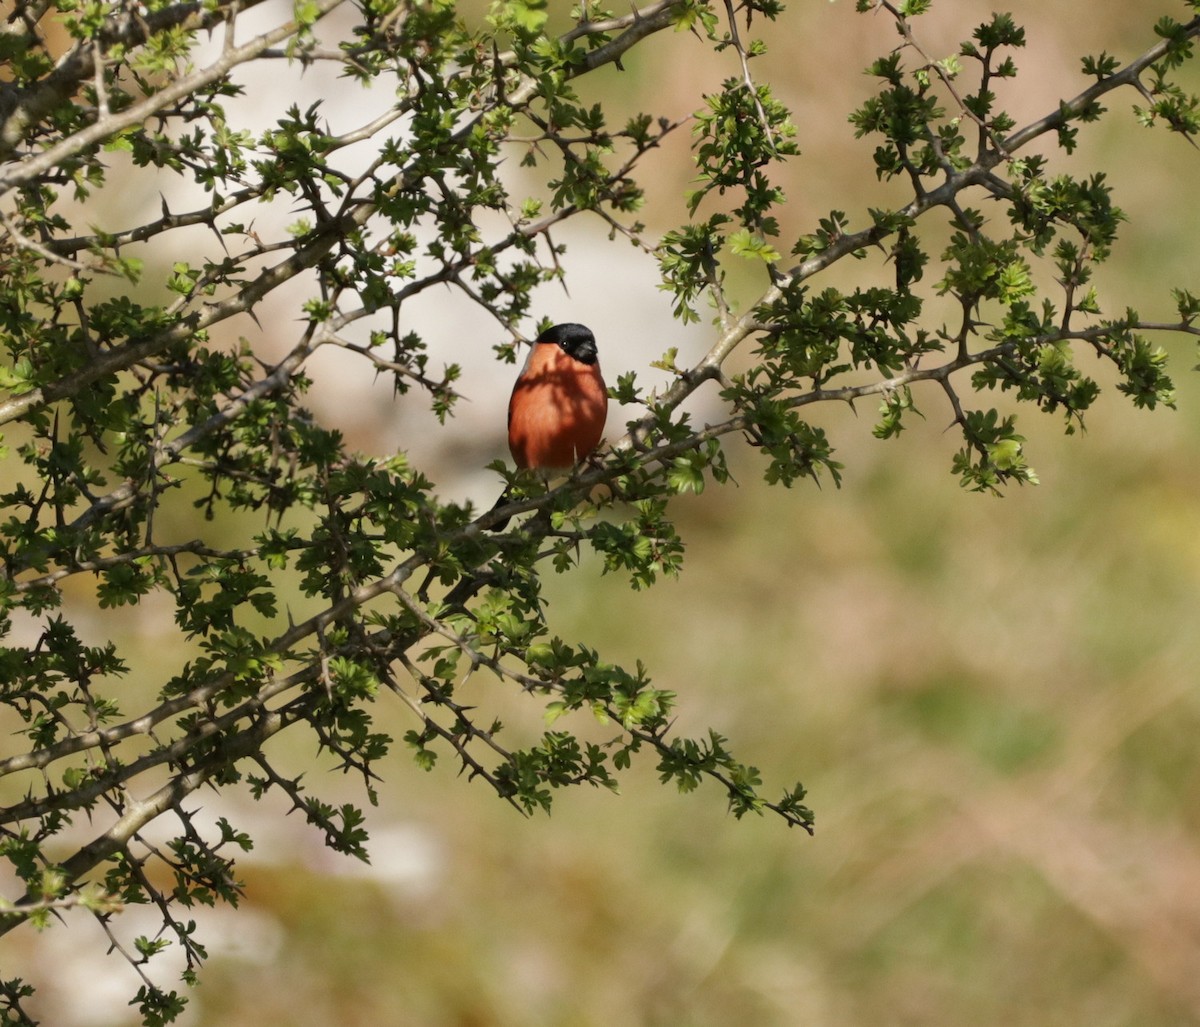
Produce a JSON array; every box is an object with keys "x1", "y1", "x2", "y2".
[{"x1": 3, "y1": 1, "x2": 1200, "y2": 1024}]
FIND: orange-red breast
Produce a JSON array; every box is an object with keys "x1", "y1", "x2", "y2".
[{"x1": 489, "y1": 322, "x2": 607, "y2": 528}]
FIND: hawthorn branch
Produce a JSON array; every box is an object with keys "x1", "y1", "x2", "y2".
[
  {"x1": 0, "y1": 4, "x2": 684, "y2": 431},
  {"x1": 0, "y1": 0, "x2": 344, "y2": 191},
  {"x1": 482, "y1": 314, "x2": 1199, "y2": 530},
  {"x1": 1003, "y1": 15, "x2": 1200, "y2": 153},
  {"x1": 0, "y1": 0, "x2": 270, "y2": 158},
  {"x1": 0, "y1": 697, "x2": 308, "y2": 937}
]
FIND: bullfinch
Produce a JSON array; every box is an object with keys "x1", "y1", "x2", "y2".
[{"x1": 488, "y1": 322, "x2": 608, "y2": 529}]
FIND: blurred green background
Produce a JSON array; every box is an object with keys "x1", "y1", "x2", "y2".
[{"x1": 4, "y1": 2, "x2": 1200, "y2": 1024}]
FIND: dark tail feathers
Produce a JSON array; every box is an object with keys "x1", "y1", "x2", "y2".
[{"x1": 486, "y1": 487, "x2": 512, "y2": 531}]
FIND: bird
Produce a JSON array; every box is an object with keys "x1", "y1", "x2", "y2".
[{"x1": 489, "y1": 322, "x2": 608, "y2": 530}]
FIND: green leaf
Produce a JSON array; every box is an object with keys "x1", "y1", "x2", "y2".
[{"x1": 729, "y1": 228, "x2": 781, "y2": 262}]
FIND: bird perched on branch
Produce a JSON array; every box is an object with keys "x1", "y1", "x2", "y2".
[{"x1": 489, "y1": 322, "x2": 608, "y2": 530}]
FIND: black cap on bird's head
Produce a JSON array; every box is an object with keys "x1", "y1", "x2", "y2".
[{"x1": 537, "y1": 322, "x2": 598, "y2": 365}]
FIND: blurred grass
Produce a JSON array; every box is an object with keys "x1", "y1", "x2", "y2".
[{"x1": 5, "y1": 2, "x2": 1200, "y2": 1025}]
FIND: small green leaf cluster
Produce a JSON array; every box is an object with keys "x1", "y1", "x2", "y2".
[
  {"x1": 657, "y1": 729, "x2": 813, "y2": 828},
  {"x1": 657, "y1": 3, "x2": 797, "y2": 325}
]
